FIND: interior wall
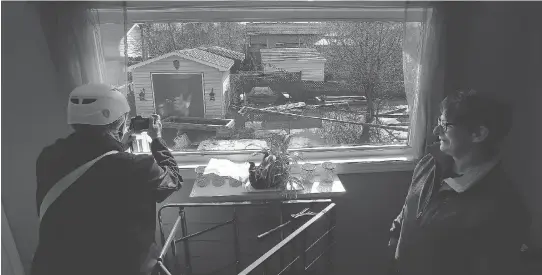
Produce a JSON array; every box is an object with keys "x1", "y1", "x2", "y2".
[
  {"x1": 2, "y1": 203, "x2": 25, "y2": 275},
  {"x1": 1, "y1": 2, "x2": 73, "y2": 274}
]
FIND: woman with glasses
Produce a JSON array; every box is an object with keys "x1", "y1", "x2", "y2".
[{"x1": 387, "y1": 90, "x2": 530, "y2": 275}]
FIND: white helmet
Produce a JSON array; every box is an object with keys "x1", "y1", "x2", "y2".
[{"x1": 67, "y1": 83, "x2": 131, "y2": 125}]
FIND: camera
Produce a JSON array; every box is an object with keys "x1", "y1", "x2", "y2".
[{"x1": 130, "y1": 115, "x2": 150, "y2": 132}]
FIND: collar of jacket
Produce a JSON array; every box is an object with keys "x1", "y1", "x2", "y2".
[
  {"x1": 72, "y1": 130, "x2": 130, "y2": 153},
  {"x1": 426, "y1": 142, "x2": 501, "y2": 193}
]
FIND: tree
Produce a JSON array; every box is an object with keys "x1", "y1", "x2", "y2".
[
  {"x1": 321, "y1": 22, "x2": 405, "y2": 143},
  {"x1": 132, "y1": 22, "x2": 247, "y2": 62}
]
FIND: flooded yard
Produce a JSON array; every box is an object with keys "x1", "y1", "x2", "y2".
[{"x1": 159, "y1": 100, "x2": 409, "y2": 151}]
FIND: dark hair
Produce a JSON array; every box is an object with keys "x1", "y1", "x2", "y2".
[{"x1": 441, "y1": 89, "x2": 513, "y2": 148}]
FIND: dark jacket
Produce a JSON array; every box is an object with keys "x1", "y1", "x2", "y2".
[
  {"x1": 389, "y1": 144, "x2": 530, "y2": 275},
  {"x1": 31, "y1": 131, "x2": 183, "y2": 275}
]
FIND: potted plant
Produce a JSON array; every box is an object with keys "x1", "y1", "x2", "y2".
[{"x1": 248, "y1": 133, "x2": 303, "y2": 193}]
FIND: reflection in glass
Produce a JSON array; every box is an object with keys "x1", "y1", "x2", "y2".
[{"x1": 96, "y1": 14, "x2": 423, "y2": 152}]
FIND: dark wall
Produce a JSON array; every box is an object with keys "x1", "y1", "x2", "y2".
[
  {"x1": 1, "y1": 2, "x2": 73, "y2": 274},
  {"x1": 329, "y1": 173, "x2": 412, "y2": 275},
  {"x1": 439, "y1": 1, "x2": 542, "y2": 247}
]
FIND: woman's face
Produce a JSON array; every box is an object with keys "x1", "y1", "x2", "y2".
[{"x1": 433, "y1": 111, "x2": 477, "y2": 158}]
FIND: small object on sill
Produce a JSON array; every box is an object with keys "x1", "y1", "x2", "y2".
[
  {"x1": 229, "y1": 178, "x2": 243, "y2": 187},
  {"x1": 320, "y1": 162, "x2": 336, "y2": 183},
  {"x1": 195, "y1": 166, "x2": 208, "y2": 187},
  {"x1": 195, "y1": 166, "x2": 206, "y2": 175},
  {"x1": 211, "y1": 174, "x2": 225, "y2": 187},
  {"x1": 196, "y1": 178, "x2": 210, "y2": 188},
  {"x1": 248, "y1": 152, "x2": 282, "y2": 190},
  {"x1": 301, "y1": 163, "x2": 316, "y2": 183},
  {"x1": 309, "y1": 175, "x2": 343, "y2": 193},
  {"x1": 316, "y1": 182, "x2": 333, "y2": 192}
]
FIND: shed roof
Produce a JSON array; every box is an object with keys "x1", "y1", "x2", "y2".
[
  {"x1": 260, "y1": 48, "x2": 326, "y2": 63},
  {"x1": 198, "y1": 46, "x2": 245, "y2": 61},
  {"x1": 128, "y1": 48, "x2": 235, "y2": 72}
]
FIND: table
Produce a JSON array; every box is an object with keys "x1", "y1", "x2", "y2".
[
  {"x1": 189, "y1": 174, "x2": 346, "y2": 202},
  {"x1": 157, "y1": 174, "x2": 346, "y2": 275}
]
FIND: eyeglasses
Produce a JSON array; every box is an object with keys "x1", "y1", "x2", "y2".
[{"x1": 437, "y1": 117, "x2": 456, "y2": 132}]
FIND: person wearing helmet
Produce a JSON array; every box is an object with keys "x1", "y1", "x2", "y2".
[{"x1": 30, "y1": 83, "x2": 183, "y2": 275}]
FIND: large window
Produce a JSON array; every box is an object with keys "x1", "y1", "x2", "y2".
[{"x1": 95, "y1": 1, "x2": 429, "y2": 168}]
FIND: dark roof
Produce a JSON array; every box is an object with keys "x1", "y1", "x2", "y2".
[
  {"x1": 199, "y1": 46, "x2": 245, "y2": 61},
  {"x1": 180, "y1": 48, "x2": 235, "y2": 70},
  {"x1": 246, "y1": 23, "x2": 323, "y2": 35},
  {"x1": 128, "y1": 48, "x2": 234, "y2": 71}
]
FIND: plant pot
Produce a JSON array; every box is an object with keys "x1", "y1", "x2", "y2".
[{"x1": 248, "y1": 155, "x2": 290, "y2": 190}]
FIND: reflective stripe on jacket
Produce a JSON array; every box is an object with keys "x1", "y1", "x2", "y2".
[{"x1": 31, "y1": 131, "x2": 183, "y2": 275}]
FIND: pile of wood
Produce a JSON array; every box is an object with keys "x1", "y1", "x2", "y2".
[
  {"x1": 162, "y1": 117, "x2": 235, "y2": 131},
  {"x1": 262, "y1": 102, "x2": 306, "y2": 112},
  {"x1": 314, "y1": 95, "x2": 367, "y2": 106}
]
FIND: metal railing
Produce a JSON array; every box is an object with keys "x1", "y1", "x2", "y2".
[
  {"x1": 239, "y1": 202, "x2": 336, "y2": 275},
  {"x1": 156, "y1": 199, "x2": 336, "y2": 275}
]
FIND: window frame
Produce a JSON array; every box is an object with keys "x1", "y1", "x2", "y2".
[
  {"x1": 100, "y1": 1, "x2": 429, "y2": 177},
  {"x1": 161, "y1": 145, "x2": 417, "y2": 179},
  {"x1": 97, "y1": 1, "x2": 428, "y2": 24}
]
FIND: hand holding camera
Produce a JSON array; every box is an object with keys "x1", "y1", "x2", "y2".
[
  {"x1": 148, "y1": 114, "x2": 162, "y2": 139},
  {"x1": 130, "y1": 114, "x2": 162, "y2": 139},
  {"x1": 120, "y1": 129, "x2": 136, "y2": 147}
]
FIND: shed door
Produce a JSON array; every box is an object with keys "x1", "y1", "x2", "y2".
[{"x1": 152, "y1": 73, "x2": 204, "y2": 118}]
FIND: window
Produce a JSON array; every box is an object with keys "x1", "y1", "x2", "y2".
[{"x1": 95, "y1": 2, "x2": 429, "y2": 170}]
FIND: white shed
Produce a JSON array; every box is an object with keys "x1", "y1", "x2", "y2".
[
  {"x1": 128, "y1": 48, "x2": 234, "y2": 119},
  {"x1": 260, "y1": 48, "x2": 326, "y2": 81}
]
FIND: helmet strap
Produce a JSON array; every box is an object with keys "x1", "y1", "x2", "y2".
[{"x1": 118, "y1": 114, "x2": 130, "y2": 141}]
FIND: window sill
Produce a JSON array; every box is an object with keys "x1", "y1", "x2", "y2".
[{"x1": 174, "y1": 146, "x2": 418, "y2": 180}]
